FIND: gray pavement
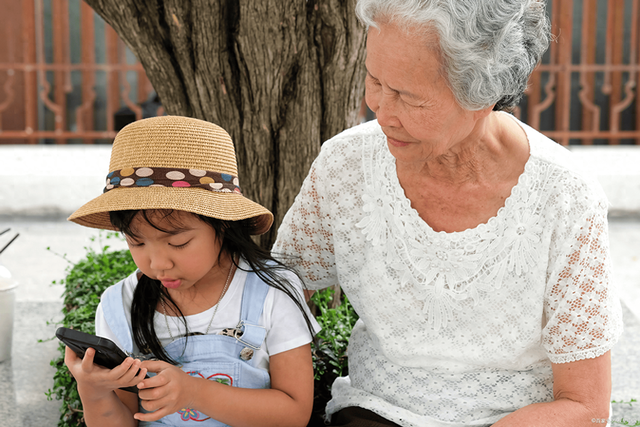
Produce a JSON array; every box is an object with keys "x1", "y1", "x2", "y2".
[
  {"x1": 0, "y1": 219, "x2": 128, "y2": 427},
  {"x1": 0, "y1": 217, "x2": 638, "y2": 426}
]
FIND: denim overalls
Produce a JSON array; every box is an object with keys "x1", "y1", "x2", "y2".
[{"x1": 101, "y1": 271, "x2": 271, "y2": 426}]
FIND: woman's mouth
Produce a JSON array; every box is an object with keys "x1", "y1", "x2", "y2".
[{"x1": 386, "y1": 136, "x2": 411, "y2": 147}]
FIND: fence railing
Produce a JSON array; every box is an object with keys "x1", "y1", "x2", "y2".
[
  {"x1": 516, "y1": 0, "x2": 640, "y2": 145},
  {"x1": 0, "y1": 0, "x2": 639, "y2": 145},
  {"x1": 0, "y1": 0, "x2": 159, "y2": 144}
]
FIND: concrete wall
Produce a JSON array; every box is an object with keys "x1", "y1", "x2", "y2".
[
  {"x1": 1, "y1": 144, "x2": 639, "y2": 218},
  {"x1": 0, "y1": 145, "x2": 111, "y2": 218},
  {"x1": 569, "y1": 146, "x2": 640, "y2": 216}
]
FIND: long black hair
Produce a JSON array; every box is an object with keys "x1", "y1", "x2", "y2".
[{"x1": 109, "y1": 209, "x2": 316, "y2": 365}]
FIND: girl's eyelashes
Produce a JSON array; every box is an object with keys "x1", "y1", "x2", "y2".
[
  {"x1": 124, "y1": 235, "x2": 191, "y2": 248},
  {"x1": 169, "y1": 240, "x2": 191, "y2": 249},
  {"x1": 125, "y1": 237, "x2": 144, "y2": 247}
]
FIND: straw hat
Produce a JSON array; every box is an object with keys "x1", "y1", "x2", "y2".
[{"x1": 68, "y1": 116, "x2": 273, "y2": 235}]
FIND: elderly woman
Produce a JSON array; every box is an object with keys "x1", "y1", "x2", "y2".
[{"x1": 273, "y1": 0, "x2": 623, "y2": 426}]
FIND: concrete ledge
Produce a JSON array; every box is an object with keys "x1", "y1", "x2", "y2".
[
  {"x1": 569, "y1": 146, "x2": 640, "y2": 217},
  {"x1": 0, "y1": 145, "x2": 111, "y2": 217},
  {"x1": 1, "y1": 144, "x2": 640, "y2": 217}
]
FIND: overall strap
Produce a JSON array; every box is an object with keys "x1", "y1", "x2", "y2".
[
  {"x1": 101, "y1": 278, "x2": 134, "y2": 353},
  {"x1": 236, "y1": 271, "x2": 270, "y2": 350}
]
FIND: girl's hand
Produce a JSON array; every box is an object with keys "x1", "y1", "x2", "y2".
[
  {"x1": 134, "y1": 360, "x2": 196, "y2": 422},
  {"x1": 64, "y1": 345, "x2": 147, "y2": 400}
]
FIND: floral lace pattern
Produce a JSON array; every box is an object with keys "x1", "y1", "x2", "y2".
[
  {"x1": 273, "y1": 117, "x2": 623, "y2": 426},
  {"x1": 355, "y1": 139, "x2": 551, "y2": 330}
]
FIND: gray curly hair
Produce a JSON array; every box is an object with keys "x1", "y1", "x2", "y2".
[{"x1": 356, "y1": 0, "x2": 551, "y2": 111}]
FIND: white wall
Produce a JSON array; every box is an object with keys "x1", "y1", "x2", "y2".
[{"x1": 1, "y1": 144, "x2": 639, "y2": 217}]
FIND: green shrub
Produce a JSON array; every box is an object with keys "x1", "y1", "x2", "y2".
[
  {"x1": 46, "y1": 235, "x2": 357, "y2": 427},
  {"x1": 309, "y1": 288, "x2": 358, "y2": 425},
  {"x1": 46, "y1": 236, "x2": 640, "y2": 426},
  {"x1": 46, "y1": 234, "x2": 137, "y2": 427}
]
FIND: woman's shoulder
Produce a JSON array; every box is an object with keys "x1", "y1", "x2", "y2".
[
  {"x1": 319, "y1": 119, "x2": 385, "y2": 157},
  {"x1": 325, "y1": 119, "x2": 383, "y2": 142},
  {"x1": 510, "y1": 115, "x2": 578, "y2": 169},
  {"x1": 311, "y1": 120, "x2": 388, "y2": 191},
  {"x1": 516, "y1": 119, "x2": 608, "y2": 208}
]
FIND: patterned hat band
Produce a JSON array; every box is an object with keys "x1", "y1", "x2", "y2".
[{"x1": 104, "y1": 166, "x2": 242, "y2": 195}]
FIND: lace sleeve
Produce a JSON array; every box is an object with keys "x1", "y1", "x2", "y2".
[
  {"x1": 273, "y1": 156, "x2": 337, "y2": 291},
  {"x1": 542, "y1": 203, "x2": 623, "y2": 364}
]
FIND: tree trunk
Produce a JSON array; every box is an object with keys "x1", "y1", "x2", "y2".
[{"x1": 83, "y1": 0, "x2": 367, "y2": 248}]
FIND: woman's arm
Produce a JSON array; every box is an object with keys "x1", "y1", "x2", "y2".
[
  {"x1": 135, "y1": 344, "x2": 314, "y2": 427},
  {"x1": 65, "y1": 346, "x2": 145, "y2": 427},
  {"x1": 493, "y1": 352, "x2": 612, "y2": 427}
]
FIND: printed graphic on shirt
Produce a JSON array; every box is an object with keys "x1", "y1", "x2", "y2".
[{"x1": 176, "y1": 371, "x2": 233, "y2": 422}]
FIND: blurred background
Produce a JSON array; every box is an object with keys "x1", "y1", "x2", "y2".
[
  {"x1": 0, "y1": 0, "x2": 639, "y2": 426},
  {"x1": 2, "y1": 0, "x2": 640, "y2": 145}
]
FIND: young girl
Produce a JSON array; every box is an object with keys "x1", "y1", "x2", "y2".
[{"x1": 64, "y1": 116, "x2": 319, "y2": 427}]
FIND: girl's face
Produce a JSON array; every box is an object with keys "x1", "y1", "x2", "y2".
[{"x1": 124, "y1": 210, "x2": 225, "y2": 294}]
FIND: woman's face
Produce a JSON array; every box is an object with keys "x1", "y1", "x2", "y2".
[{"x1": 365, "y1": 22, "x2": 484, "y2": 164}]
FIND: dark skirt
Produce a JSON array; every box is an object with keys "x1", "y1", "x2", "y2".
[{"x1": 310, "y1": 407, "x2": 402, "y2": 427}]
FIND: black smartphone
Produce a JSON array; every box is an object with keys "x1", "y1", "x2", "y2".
[{"x1": 56, "y1": 327, "x2": 145, "y2": 393}]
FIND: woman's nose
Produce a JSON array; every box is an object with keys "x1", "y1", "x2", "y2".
[{"x1": 368, "y1": 90, "x2": 399, "y2": 128}]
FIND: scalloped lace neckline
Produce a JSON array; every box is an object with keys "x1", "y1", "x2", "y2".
[{"x1": 388, "y1": 115, "x2": 533, "y2": 238}]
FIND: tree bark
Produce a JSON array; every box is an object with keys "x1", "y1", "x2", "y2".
[{"x1": 83, "y1": 0, "x2": 367, "y2": 247}]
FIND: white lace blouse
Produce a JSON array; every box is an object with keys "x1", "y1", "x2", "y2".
[{"x1": 273, "y1": 115, "x2": 623, "y2": 427}]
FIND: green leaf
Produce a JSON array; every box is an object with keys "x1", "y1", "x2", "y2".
[
  {"x1": 310, "y1": 287, "x2": 358, "y2": 412},
  {"x1": 46, "y1": 232, "x2": 136, "y2": 427}
]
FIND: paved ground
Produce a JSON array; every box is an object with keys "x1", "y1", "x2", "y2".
[
  {"x1": 0, "y1": 217, "x2": 638, "y2": 426},
  {"x1": 0, "y1": 219, "x2": 128, "y2": 427}
]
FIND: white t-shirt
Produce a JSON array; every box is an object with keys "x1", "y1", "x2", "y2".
[
  {"x1": 95, "y1": 258, "x2": 320, "y2": 371},
  {"x1": 272, "y1": 114, "x2": 623, "y2": 426}
]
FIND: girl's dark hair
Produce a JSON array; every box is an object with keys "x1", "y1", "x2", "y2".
[{"x1": 109, "y1": 209, "x2": 316, "y2": 364}]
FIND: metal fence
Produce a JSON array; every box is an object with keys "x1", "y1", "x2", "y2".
[
  {"x1": 0, "y1": 0, "x2": 639, "y2": 145},
  {"x1": 0, "y1": 0, "x2": 159, "y2": 144},
  {"x1": 516, "y1": 0, "x2": 640, "y2": 145}
]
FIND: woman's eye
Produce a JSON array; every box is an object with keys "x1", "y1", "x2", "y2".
[
  {"x1": 365, "y1": 73, "x2": 380, "y2": 86},
  {"x1": 370, "y1": 78, "x2": 381, "y2": 86},
  {"x1": 402, "y1": 98, "x2": 420, "y2": 107},
  {"x1": 400, "y1": 95, "x2": 426, "y2": 108}
]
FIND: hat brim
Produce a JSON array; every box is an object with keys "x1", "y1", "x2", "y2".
[{"x1": 68, "y1": 186, "x2": 274, "y2": 235}]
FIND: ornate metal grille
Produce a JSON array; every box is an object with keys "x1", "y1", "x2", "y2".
[
  {"x1": 0, "y1": 0, "x2": 639, "y2": 145},
  {"x1": 516, "y1": 0, "x2": 640, "y2": 145},
  {"x1": 0, "y1": 0, "x2": 160, "y2": 144}
]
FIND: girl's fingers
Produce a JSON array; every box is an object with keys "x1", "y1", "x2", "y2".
[
  {"x1": 114, "y1": 358, "x2": 140, "y2": 382},
  {"x1": 137, "y1": 386, "x2": 161, "y2": 402},
  {"x1": 134, "y1": 407, "x2": 169, "y2": 423},
  {"x1": 96, "y1": 355, "x2": 140, "y2": 386},
  {"x1": 136, "y1": 397, "x2": 173, "y2": 421},
  {"x1": 138, "y1": 380, "x2": 175, "y2": 411},
  {"x1": 139, "y1": 359, "x2": 171, "y2": 374},
  {"x1": 134, "y1": 367, "x2": 148, "y2": 383},
  {"x1": 80, "y1": 347, "x2": 96, "y2": 372},
  {"x1": 64, "y1": 346, "x2": 79, "y2": 364},
  {"x1": 64, "y1": 345, "x2": 144, "y2": 395},
  {"x1": 137, "y1": 371, "x2": 168, "y2": 390}
]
